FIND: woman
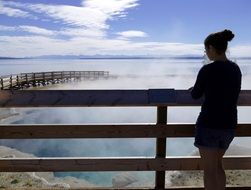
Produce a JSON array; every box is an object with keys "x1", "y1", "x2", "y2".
[{"x1": 190, "y1": 29, "x2": 242, "y2": 190}]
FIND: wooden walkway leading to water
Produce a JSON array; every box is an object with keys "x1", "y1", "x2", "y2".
[{"x1": 0, "y1": 71, "x2": 110, "y2": 90}]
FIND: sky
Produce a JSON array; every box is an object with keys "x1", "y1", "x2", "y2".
[{"x1": 0, "y1": 0, "x2": 251, "y2": 57}]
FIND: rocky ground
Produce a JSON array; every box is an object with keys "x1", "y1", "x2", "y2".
[{"x1": 0, "y1": 146, "x2": 95, "y2": 189}]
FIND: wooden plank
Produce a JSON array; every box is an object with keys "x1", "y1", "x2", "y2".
[
  {"x1": 0, "y1": 123, "x2": 250, "y2": 139},
  {"x1": 0, "y1": 89, "x2": 250, "y2": 107},
  {"x1": 238, "y1": 90, "x2": 251, "y2": 106},
  {"x1": 1, "y1": 156, "x2": 251, "y2": 172},
  {"x1": 0, "y1": 124, "x2": 164, "y2": 139}
]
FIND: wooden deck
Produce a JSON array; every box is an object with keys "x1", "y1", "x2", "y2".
[
  {"x1": 0, "y1": 71, "x2": 110, "y2": 90},
  {"x1": 0, "y1": 89, "x2": 251, "y2": 189}
]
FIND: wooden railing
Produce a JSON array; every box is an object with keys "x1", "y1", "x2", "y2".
[
  {"x1": 0, "y1": 89, "x2": 251, "y2": 189},
  {"x1": 0, "y1": 71, "x2": 110, "y2": 90}
]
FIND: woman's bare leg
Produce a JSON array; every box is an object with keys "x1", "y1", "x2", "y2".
[
  {"x1": 199, "y1": 147, "x2": 226, "y2": 190},
  {"x1": 216, "y1": 149, "x2": 227, "y2": 189}
]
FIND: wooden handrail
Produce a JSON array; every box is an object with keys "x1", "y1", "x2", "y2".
[{"x1": 0, "y1": 89, "x2": 251, "y2": 107}]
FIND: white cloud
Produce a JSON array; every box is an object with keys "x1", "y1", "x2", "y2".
[
  {"x1": 0, "y1": 25, "x2": 56, "y2": 36},
  {"x1": 0, "y1": 35, "x2": 204, "y2": 57},
  {"x1": 117, "y1": 30, "x2": 148, "y2": 38},
  {"x1": 0, "y1": 1, "x2": 31, "y2": 18},
  {"x1": 0, "y1": 24, "x2": 105, "y2": 38},
  {"x1": 59, "y1": 28, "x2": 105, "y2": 38},
  {"x1": 0, "y1": 25, "x2": 16, "y2": 31},
  {"x1": 0, "y1": 31, "x2": 251, "y2": 58},
  {"x1": 82, "y1": 0, "x2": 138, "y2": 16},
  {"x1": 28, "y1": 4, "x2": 108, "y2": 29},
  {"x1": 19, "y1": 25, "x2": 55, "y2": 36},
  {"x1": 230, "y1": 45, "x2": 251, "y2": 57},
  {"x1": 0, "y1": 0, "x2": 142, "y2": 43},
  {"x1": 1, "y1": 34, "x2": 251, "y2": 58},
  {"x1": 2, "y1": 0, "x2": 139, "y2": 29}
]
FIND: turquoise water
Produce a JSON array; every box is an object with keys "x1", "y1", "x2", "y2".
[{"x1": 0, "y1": 58, "x2": 251, "y2": 187}]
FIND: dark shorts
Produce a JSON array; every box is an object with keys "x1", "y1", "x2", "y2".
[{"x1": 194, "y1": 127, "x2": 235, "y2": 150}]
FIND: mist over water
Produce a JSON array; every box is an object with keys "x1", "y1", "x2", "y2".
[{"x1": 1, "y1": 58, "x2": 251, "y2": 187}]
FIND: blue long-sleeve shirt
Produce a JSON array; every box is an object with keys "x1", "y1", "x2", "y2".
[{"x1": 191, "y1": 60, "x2": 242, "y2": 129}]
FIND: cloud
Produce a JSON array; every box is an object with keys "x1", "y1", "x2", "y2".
[
  {"x1": 0, "y1": 0, "x2": 32, "y2": 18},
  {"x1": 1, "y1": 1, "x2": 250, "y2": 58},
  {"x1": 230, "y1": 45, "x2": 251, "y2": 57},
  {"x1": 2, "y1": 0, "x2": 139, "y2": 29},
  {"x1": 0, "y1": 0, "x2": 140, "y2": 41},
  {"x1": 1, "y1": 32, "x2": 251, "y2": 59},
  {"x1": 0, "y1": 25, "x2": 16, "y2": 31},
  {"x1": 59, "y1": 27, "x2": 106, "y2": 38},
  {"x1": 82, "y1": 0, "x2": 138, "y2": 16},
  {"x1": 0, "y1": 24, "x2": 106, "y2": 38},
  {"x1": 116, "y1": 30, "x2": 148, "y2": 38},
  {"x1": 19, "y1": 25, "x2": 55, "y2": 36},
  {"x1": 0, "y1": 25, "x2": 56, "y2": 36},
  {"x1": 28, "y1": 4, "x2": 108, "y2": 29},
  {"x1": 0, "y1": 34, "x2": 204, "y2": 57}
]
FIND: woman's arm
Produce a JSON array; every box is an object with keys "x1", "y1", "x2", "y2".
[{"x1": 191, "y1": 66, "x2": 206, "y2": 99}]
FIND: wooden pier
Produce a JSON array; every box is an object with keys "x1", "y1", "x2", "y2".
[
  {"x1": 0, "y1": 71, "x2": 110, "y2": 90},
  {"x1": 0, "y1": 89, "x2": 251, "y2": 189}
]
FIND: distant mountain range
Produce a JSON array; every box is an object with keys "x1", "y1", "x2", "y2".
[
  {"x1": 0, "y1": 54, "x2": 204, "y2": 60},
  {"x1": 28, "y1": 55, "x2": 160, "y2": 59},
  {"x1": 0, "y1": 55, "x2": 250, "y2": 60},
  {"x1": 0, "y1": 57, "x2": 24, "y2": 59}
]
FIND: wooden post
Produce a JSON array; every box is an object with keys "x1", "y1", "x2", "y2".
[
  {"x1": 10, "y1": 75, "x2": 13, "y2": 89},
  {"x1": 155, "y1": 106, "x2": 167, "y2": 190},
  {"x1": 16, "y1": 75, "x2": 20, "y2": 88},
  {"x1": 0, "y1": 78, "x2": 3, "y2": 90},
  {"x1": 51, "y1": 72, "x2": 54, "y2": 83},
  {"x1": 33, "y1": 73, "x2": 36, "y2": 86},
  {"x1": 25, "y1": 74, "x2": 28, "y2": 85}
]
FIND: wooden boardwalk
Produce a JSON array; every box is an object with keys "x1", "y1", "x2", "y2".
[
  {"x1": 0, "y1": 89, "x2": 251, "y2": 189},
  {"x1": 0, "y1": 71, "x2": 110, "y2": 90}
]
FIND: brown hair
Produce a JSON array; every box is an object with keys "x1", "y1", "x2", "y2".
[{"x1": 204, "y1": 29, "x2": 235, "y2": 54}]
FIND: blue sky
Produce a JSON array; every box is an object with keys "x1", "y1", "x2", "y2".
[{"x1": 0, "y1": 0, "x2": 251, "y2": 57}]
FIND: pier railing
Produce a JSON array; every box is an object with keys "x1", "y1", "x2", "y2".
[
  {"x1": 0, "y1": 71, "x2": 110, "y2": 90},
  {"x1": 0, "y1": 89, "x2": 251, "y2": 190}
]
